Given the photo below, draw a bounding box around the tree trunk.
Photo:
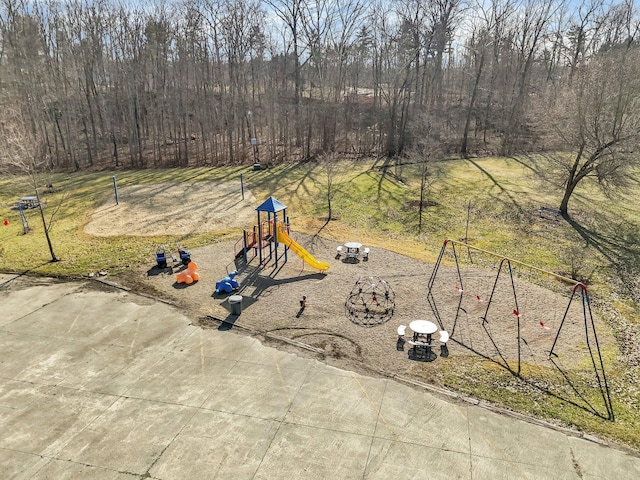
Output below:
[560,148,584,215]
[462,53,484,156]
[559,181,577,216]
[36,190,58,262]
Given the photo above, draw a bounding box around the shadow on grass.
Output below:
[566,213,640,302]
[446,337,614,420]
[509,155,541,176]
[566,215,640,263]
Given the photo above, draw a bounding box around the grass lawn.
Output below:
[1,155,639,449]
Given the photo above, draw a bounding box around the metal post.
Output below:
[465,199,471,242]
[240,173,244,200]
[18,203,28,234]
[284,214,289,263]
[112,176,119,205]
[273,212,278,268]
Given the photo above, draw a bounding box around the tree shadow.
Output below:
[444,336,613,420]
[514,154,546,177]
[566,214,640,301]
[566,215,640,268]
[212,257,327,317]
[463,158,527,210]
[0,263,52,289]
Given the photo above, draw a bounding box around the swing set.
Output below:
[427,239,614,420]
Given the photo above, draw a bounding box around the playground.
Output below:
[2,159,637,447]
[107,183,618,423]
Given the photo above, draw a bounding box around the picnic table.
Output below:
[344,242,362,259]
[336,242,370,261]
[18,196,40,209]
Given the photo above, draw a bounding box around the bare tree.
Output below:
[1,0,639,171]
[564,0,606,81]
[461,0,515,156]
[549,46,640,215]
[265,0,307,148]
[500,0,557,155]
[0,106,61,262]
[316,151,341,235]
[409,110,442,232]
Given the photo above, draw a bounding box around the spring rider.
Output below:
[177,244,191,265]
[215,270,239,294]
[156,245,168,268]
[176,261,200,285]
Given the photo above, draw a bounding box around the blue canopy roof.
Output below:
[256,196,287,213]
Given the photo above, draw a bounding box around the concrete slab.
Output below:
[202,361,309,420]
[0,379,52,410]
[365,438,472,479]
[29,459,139,479]
[0,331,74,382]
[149,409,280,480]
[470,455,580,480]
[568,436,640,479]
[56,397,195,475]
[375,380,471,454]
[0,278,80,327]
[284,369,386,436]
[468,404,575,467]
[0,386,116,456]
[253,423,371,479]
[0,448,49,480]
[1,278,640,480]
[56,346,163,396]
[160,324,258,361]
[238,339,317,371]
[122,351,236,406]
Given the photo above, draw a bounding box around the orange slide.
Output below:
[276,225,330,271]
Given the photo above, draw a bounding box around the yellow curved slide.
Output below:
[276,226,330,271]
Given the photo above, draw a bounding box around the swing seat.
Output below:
[439,330,449,344]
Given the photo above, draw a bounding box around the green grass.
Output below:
[1,155,640,449]
[0,167,253,275]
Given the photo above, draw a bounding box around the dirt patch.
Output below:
[84,182,257,236]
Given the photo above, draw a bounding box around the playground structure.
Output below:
[345,276,396,327]
[215,270,240,294]
[176,261,199,284]
[427,239,614,420]
[235,196,329,271]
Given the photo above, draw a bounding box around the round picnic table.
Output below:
[409,320,438,342]
[344,242,362,251]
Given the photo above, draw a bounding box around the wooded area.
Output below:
[1,0,639,186]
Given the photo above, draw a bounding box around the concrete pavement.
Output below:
[1,274,639,479]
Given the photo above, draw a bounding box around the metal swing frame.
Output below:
[427,239,614,420]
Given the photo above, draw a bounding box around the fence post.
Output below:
[465,199,471,243]
[112,176,119,205]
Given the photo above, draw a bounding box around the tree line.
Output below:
[1,0,639,206]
